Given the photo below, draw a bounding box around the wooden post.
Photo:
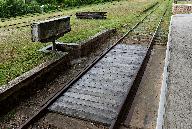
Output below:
[52,40,56,51]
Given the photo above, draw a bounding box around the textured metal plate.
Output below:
[49,44,148,125]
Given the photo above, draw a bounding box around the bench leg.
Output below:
[52,40,57,51]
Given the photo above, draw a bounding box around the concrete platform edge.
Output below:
[155,16,173,129]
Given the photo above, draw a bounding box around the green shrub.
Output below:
[41,4,58,12]
[59,0,114,7]
[0,0,117,18]
[36,0,57,5]
[0,0,24,17]
[0,0,41,18]
[24,1,41,14]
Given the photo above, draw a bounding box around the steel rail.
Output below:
[18,4,160,129]
[109,6,168,129]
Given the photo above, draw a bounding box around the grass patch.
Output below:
[159,0,173,43]
[0,0,160,86]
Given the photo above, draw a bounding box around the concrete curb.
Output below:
[80,29,116,57]
[156,16,173,129]
[0,52,69,102]
[0,29,116,113]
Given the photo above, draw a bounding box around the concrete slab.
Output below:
[163,14,192,129]
[49,44,148,125]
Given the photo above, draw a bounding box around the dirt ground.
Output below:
[120,45,166,129]
[30,113,108,129]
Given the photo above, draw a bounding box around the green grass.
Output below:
[159,0,173,43]
[0,0,161,86]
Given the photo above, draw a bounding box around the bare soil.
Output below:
[30,113,107,129]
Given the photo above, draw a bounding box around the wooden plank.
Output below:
[76,12,107,19]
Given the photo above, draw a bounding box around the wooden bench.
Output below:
[31,16,71,51]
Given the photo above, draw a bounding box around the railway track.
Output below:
[110,3,168,129]
[0,2,158,32]
[12,3,168,129]
[154,0,172,46]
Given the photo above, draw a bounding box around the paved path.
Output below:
[164,14,192,129]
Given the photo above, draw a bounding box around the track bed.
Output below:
[49,44,148,125]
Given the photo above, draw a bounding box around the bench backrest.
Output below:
[32,16,71,43]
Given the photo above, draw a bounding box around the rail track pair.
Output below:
[12,3,168,129]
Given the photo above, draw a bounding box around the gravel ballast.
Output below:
[164,14,192,129]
